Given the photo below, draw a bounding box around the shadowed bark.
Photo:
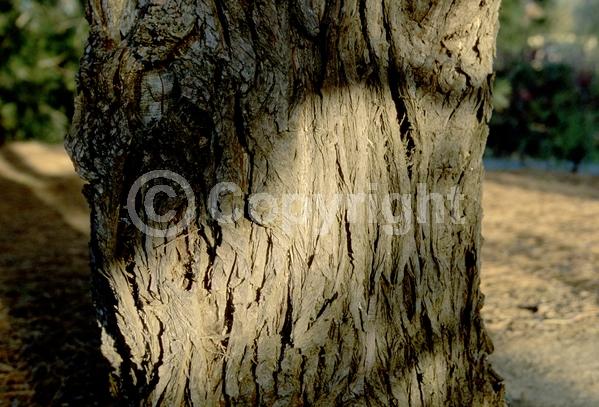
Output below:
[67,0,504,405]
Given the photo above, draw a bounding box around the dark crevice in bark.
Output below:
[402,343,416,405]
[251,338,260,406]
[456,66,473,89]
[306,253,315,269]
[280,288,294,350]
[476,87,486,123]
[335,145,346,185]
[416,366,425,406]
[144,320,165,400]
[462,247,478,397]
[388,73,412,147]
[343,210,356,271]
[183,234,196,291]
[124,262,151,339]
[221,252,238,404]
[358,0,378,84]
[420,310,435,351]
[233,91,255,197]
[183,260,195,291]
[368,226,381,295]
[222,284,236,405]
[305,233,319,272]
[388,265,398,287]
[198,224,219,293]
[402,263,416,321]
[155,383,167,407]
[223,277,236,346]
[213,0,231,49]
[111,48,126,99]
[241,1,261,89]
[381,0,415,179]
[184,356,193,405]
[202,261,214,294]
[429,227,443,279]
[255,232,272,303]
[274,269,294,395]
[315,292,338,320]
[446,361,455,404]
[314,346,326,396]
[315,2,336,96]
[125,261,144,310]
[462,248,477,347]
[299,353,309,405]
[384,341,396,406]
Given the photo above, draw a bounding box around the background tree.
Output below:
[67,0,504,405]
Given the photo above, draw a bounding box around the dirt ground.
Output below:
[482,171,599,407]
[0,142,597,406]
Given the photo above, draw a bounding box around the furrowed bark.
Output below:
[67,0,504,405]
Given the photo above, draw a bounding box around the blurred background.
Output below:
[0,0,597,406]
[489,0,599,173]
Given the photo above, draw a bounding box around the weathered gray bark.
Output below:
[67,0,504,405]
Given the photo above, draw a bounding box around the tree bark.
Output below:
[67,0,504,405]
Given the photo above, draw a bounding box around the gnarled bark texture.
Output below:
[67,0,504,405]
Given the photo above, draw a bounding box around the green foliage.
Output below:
[496,0,551,65]
[551,100,598,169]
[489,62,599,168]
[573,0,599,38]
[490,0,599,168]
[0,0,86,143]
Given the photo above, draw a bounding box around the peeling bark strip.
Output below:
[67,0,504,405]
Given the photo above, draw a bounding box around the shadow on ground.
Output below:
[0,144,112,405]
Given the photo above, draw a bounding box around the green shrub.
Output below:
[489,62,599,169]
[0,0,86,143]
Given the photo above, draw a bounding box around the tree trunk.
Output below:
[67,0,504,405]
